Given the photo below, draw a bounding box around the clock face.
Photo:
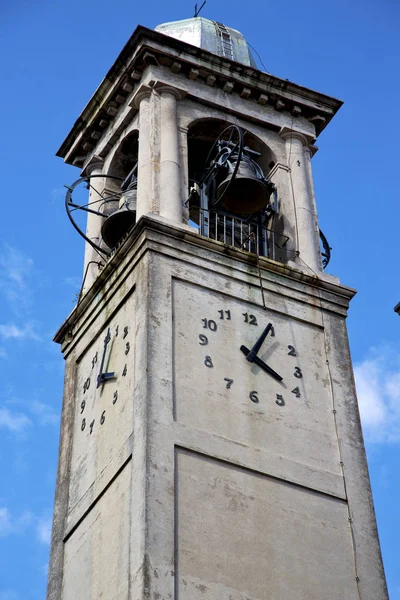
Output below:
[173,281,339,475]
[77,322,131,436]
[68,300,135,510]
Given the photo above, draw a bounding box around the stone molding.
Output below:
[54,216,355,347]
[131,84,153,108]
[56,26,342,168]
[267,162,290,179]
[155,84,185,101]
[279,127,312,146]
[80,155,104,177]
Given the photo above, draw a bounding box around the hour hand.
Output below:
[97,371,115,386]
[240,345,283,382]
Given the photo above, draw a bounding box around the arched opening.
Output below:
[186,119,286,259]
[97,130,139,248]
[187,118,276,192]
[108,130,139,181]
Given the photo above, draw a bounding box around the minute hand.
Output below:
[240,345,283,382]
[246,323,273,363]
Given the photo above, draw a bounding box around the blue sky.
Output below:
[0,0,399,597]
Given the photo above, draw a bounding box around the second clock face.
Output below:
[173,281,339,475]
[69,297,135,510]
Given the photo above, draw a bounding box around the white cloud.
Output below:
[29,400,59,427]
[0,590,19,600]
[0,408,31,433]
[0,507,12,536]
[0,506,52,548]
[36,516,52,545]
[50,187,65,204]
[42,561,49,578]
[0,507,34,537]
[0,322,40,341]
[64,275,81,289]
[0,244,34,314]
[354,345,400,443]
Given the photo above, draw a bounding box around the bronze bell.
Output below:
[216,153,271,215]
[101,188,137,248]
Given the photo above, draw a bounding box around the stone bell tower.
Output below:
[48,16,388,600]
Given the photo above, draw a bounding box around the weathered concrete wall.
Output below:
[48,219,388,600]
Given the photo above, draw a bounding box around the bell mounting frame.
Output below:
[319,228,332,269]
[202,124,244,207]
[65,173,124,255]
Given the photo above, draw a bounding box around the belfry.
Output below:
[47,15,388,600]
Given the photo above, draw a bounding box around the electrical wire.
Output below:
[67,260,104,339]
[247,42,269,73]
[295,254,363,599]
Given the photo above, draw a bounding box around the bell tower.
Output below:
[48,16,388,600]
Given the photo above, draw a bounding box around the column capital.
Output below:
[279,127,314,146]
[81,155,104,177]
[155,84,185,101]
[130,84,153,109]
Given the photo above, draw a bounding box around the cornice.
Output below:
[54,216,356,347]
[56,25,343,169]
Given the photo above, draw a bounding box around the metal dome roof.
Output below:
[155,17,257,68]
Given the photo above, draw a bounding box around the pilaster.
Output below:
[81,156,105,290]
[158,86,184,223]
[280,128,322,273]
[134,86,160,219]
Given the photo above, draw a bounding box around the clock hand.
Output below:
[97,328,114,387]
[240,345,283,382]
[246,323,273,363]
[98,371,116,382]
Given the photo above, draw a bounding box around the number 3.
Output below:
[294,367,302,379]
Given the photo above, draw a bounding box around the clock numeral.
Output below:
[201,319,217,332]
[292,386,301,398]
[80,400,86,414]
[100,410,106,425]
[115,325,119,337]
[123,326,128,339]
[224,378,234,389]
[105,329,111,344]
[294,367,303,379]
[198,334,208,345]
[113,390,118,404]
[125,342,130,355]
[249,390,259,403]
[275,394,285,407]
[204,356,214,368]
[122,364,127,377]
[89,419,95,434]
[218,309,231,320]
[242,313,258,326]
[270,325,275,337]
[91,352,98,368]
[81,418,86,431]
[83,377,90,394]
[288,345,297,357]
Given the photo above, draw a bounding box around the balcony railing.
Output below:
[195,208,289,261]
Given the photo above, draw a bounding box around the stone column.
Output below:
[135,90,154,220]
[280,131,321,272]
[82,158,105,290]
[159,87,182,223]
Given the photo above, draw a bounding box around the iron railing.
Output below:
[197,208,289,261]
